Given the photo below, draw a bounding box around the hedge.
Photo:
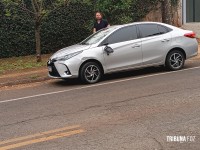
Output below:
[0,0,161,58]
[0,2,93,58]
[41,3,94,54]
[0,3,35,58]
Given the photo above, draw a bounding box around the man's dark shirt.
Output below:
[94,19,108,32]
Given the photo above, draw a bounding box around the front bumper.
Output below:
[47,60,74,78]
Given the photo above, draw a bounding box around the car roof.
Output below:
[110,21,177,30]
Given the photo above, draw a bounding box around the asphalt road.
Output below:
[0,59,200,150]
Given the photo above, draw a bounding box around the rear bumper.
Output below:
[187,51,198,59]
[184,38,199,59]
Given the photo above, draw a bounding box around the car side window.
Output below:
[107,26,138,45]
[139,24,160,38]
[158,25,169,34]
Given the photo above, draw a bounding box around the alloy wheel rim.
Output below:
[85,65,100,83]
[169,53,183,69]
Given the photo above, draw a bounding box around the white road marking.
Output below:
[0,66,200,104]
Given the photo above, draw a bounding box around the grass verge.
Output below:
[0,54,51,74]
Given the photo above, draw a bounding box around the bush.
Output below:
[41,3,93,53]
[0,2,93,58]
[0,0,161,58]
[0,3,35,58]
[131,0,161,21]
[95,0,160,25]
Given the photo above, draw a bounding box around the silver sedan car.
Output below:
[47,22,198,84]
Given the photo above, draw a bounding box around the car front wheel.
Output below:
[80,62,102,84]
[166,50,185,71]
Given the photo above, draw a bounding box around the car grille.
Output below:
[47,60,60,77]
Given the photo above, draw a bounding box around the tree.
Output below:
[161,0,172,24]
[94,0,161,25]
[2,0,69,62]
[94,0,133,25]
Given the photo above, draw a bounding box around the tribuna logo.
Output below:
[167,136,196,143]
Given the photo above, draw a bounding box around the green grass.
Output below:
[0,54,51,74]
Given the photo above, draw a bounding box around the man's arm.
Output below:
[93,22,97,33]
[93,28,96,33]
[105,20,110,27]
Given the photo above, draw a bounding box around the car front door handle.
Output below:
[132,44,141,48]
[161,39,170,42]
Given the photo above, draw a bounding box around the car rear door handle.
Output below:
[161,39,170,42]
[132,44,141,48]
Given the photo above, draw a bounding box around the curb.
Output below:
[0,70,47,79]
[0,76,51,88]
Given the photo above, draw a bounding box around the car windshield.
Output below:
[80,27,118,45]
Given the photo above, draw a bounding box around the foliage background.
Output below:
[0,0,161,58]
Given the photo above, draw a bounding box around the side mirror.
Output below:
[104,45,114,55]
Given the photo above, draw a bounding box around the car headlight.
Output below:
[57,51,83,61]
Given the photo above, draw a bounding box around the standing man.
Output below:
[93,12,109,33]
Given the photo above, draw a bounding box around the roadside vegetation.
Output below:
[0,0,177,62]
[0,54,51,75]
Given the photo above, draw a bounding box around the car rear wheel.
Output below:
[80,62,102,84]
[166,50,185,71]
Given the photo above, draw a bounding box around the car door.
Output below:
[102,25,143,72]
[138,24,172,65]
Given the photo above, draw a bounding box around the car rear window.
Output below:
[138,24,172,38]
[158,25,169,34]
[138,24,160,38]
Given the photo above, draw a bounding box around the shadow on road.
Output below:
[50,61,196,87]
[104,66,166,80]
[51,66,168,87]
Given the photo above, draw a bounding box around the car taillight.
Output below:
[184,32,196,38]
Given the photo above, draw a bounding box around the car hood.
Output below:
[50,44,91,60]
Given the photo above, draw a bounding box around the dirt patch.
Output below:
[0,64,50,88]
[0,54,52,88]
[195,45,200,59]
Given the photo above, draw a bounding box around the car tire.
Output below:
[165,50,185,71]
[80,62,102,84]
